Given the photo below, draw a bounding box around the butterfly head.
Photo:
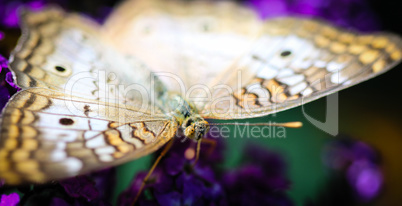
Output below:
[183,115,210,140]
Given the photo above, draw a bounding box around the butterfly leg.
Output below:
[191,138,217,167]
[191,139,202,167]
[132,139,175,206]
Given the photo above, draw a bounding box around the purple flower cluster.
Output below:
[246,0,380,31]
[222,146,292,206]
[118,135,227,206]
[119,135,292,206]
[0,0,47,28]
[0,0,116,29]
[323,137,383,202]
[0,168,115,206]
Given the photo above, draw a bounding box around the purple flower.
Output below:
[0,55,8,71]
[246,0,379,31]
[0,0,119,28]
[89,168,116,201]
[347,160,383,201]
[5,72,20,91]
[118,136,227,206]
[0,0,118,28]
[13,169,115,205]
[0,0,46,28]
[222,144,292,206]
[322,137,383,202]
[120,136,293,206]
[248,0,291,18]
[55,168,115,205]
[60,176,100,201]
[0,55,20,111]
[0,193,20,206]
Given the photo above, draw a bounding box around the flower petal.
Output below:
[0,193,20,206]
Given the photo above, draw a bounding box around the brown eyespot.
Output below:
[280,50,292,57]
[55,66,66,72]
[59,118,74,125]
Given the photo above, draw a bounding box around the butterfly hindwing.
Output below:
[0,88,177,184]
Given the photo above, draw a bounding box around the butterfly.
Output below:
[0,0,401,185]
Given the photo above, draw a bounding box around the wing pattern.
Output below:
[0,88,177,184]
[0,8,177,184]
[201,18,402,119]
[103,0,402,119]
[10,7,167,105]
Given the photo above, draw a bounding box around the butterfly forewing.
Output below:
[10,7,168,106]
[103,0,260,92]
[200,18,402,119]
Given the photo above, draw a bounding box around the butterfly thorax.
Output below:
[163,92,209,140]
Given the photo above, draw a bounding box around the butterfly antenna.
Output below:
[209,121,303,128]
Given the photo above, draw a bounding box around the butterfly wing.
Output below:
[103,0,402,119]
[10,7,168,105]
[0,8,177,184]
[103,0,260,92]
[200,18,402,119]
[0,88,177,184]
